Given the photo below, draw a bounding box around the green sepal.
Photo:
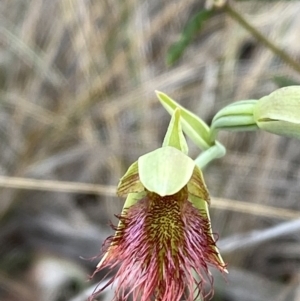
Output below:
[122,191,146,210]
[138,146,195,196]
[156,91,211,150]
[189,193,208,213]
[189,194,227,271]
[117,161,144,197]
[118,191,146,225]
[187,166,210,204]
[253,86,300,139]
[162,108,188,154]
[97,191,146,268]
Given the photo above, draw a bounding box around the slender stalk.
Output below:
[195,141,226,169]
[224,1,300,74]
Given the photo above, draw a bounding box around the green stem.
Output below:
[195,141,226,169]
[224,2,300,74]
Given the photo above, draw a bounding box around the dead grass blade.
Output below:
[0,175,298,220]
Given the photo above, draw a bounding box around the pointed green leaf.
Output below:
[162,108,188,154]
[166,9,214,65]
[156,91,211,150]
[117,161,144,196]
[138,146,195,196]
[272,75,300,88]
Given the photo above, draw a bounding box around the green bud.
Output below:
[253,86,300,139]
[210,99,258,136]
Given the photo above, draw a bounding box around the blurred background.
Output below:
[1,0,300,300]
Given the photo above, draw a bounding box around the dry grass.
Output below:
[0,1,300,301]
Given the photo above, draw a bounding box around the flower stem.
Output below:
[195,141,226,169]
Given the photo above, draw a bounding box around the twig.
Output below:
[0,175,299,220]
[219,218,300,254]
[0,175,116,196]
[212,197,300,220]
[224,1,300,74]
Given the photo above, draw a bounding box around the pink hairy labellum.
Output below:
[90,107,227,301]
[89,186,227,301]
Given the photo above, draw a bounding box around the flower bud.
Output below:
[210,99,259,134]
[253,86,300,139]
